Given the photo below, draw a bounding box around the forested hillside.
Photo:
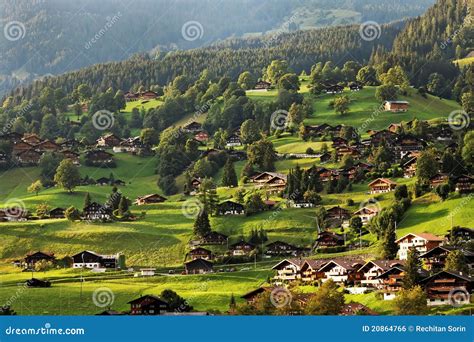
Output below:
[0,0,435,94]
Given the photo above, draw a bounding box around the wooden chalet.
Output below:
[186,247,213,261]
[323,84,344,94]
[124,91,139,102]
[357,260,404,287]
[300,259,327,282]
[24,251,55,269]
[134,193,167,205]
[319,152,331,163]
[225,133,242,147]
[184,258,213,274]
[445,227,474,242]
[420,246,474,271]
[200,231,228,245]
[97,133,122,147]
[420,271,473,306]
[340,302,377,316]
[216,200,245,215]
[402,157,417,178]
[190,177,202,191]
[429,173,449,189]
[353,206,378,225]
[229,241,255,256]
[22,133,42,145]
[272,258,304,283]
[453,174,473,193]
[141,90,159,100]
[82,202,112,221]
[59,139,81,150]
[265,241,306,257]
[84,150,114,166]
[114,137,144,153]
[393,134,425,160]
[348,82,363,91]
[49,207,65,219]
[368,130,398,147]
[326,206,351,221]
[395,233,443,260]
[254,80,271,90]
[36,140,60,153]
[241,287,273,303]
[319,259,364,284]
[383,101,409,112]
[12,141,33,156]
[60,150,80,165]
[315,231,344,247]
[253,172,287,194]
[182,121,202,133]
[368,178,397,194]
[332,137,348,148]
[16,149,41,165]
[128,295,169,315]
[376,266,406,300]
[71,250,122,269]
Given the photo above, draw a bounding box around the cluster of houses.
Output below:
[268,229,473,306]
[124,90,160,102]
[181,121,243,148]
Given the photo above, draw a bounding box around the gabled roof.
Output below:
[127,294,168,305]
[353,206,379,215]
[357,260,405,273]
[419,270,473,284]
[419,245,474,258]
[319,258,364,272]
[368,178,397,186]
[184,258,213,268]
[395,232,443,243]
[301,259,328,270]
[241,286,273,300]
[271,258,304,270]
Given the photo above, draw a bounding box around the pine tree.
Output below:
[222,159,238,187]
[193,209,211,237]
[118,196,129,216]
[229,293,236,314]
[83,192,91,209]
[379,219,398,259]
[403,248,422,289]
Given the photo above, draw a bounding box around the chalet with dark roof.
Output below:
[340,302,377,315]
[323,84,344,94]
[402,156,417,178]
[254,80,271,90]
[84,150,114,166]
[348,82,363,91]
[225,133,242,147]
[357,260,405,287]
[134,194,167,205]
[60,150,80,165]
[229,241,255,256]
[49,207,65,219]
[393,134,425,160]
[353,206,379,225]
[24,251,55,269]
[97,133,122,147]
[241,287,273,303]
[217,200,245,215]
[36,140,60,153]
[453,174,473,193]
[184,258,213,274]
[326,206,351,221]
[265,241,306,257]
[128,295,169,315]
[420,246,474,271]
[429,173,449,189]
[420,271,473,306]
[445,227,474,242]
[82,202,112,221]
[200,231,228,245]
[22,133,42,145]
[12,141,33,156]
[16,149,42,165]
[182,121,202,133]
[315,231,344,247]
[71,250,122,269]
[186,247,213,261]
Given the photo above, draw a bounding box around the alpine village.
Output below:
[0,0,473,317]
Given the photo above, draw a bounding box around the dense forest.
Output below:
[0,0,435,93]
[6,23,401,103]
